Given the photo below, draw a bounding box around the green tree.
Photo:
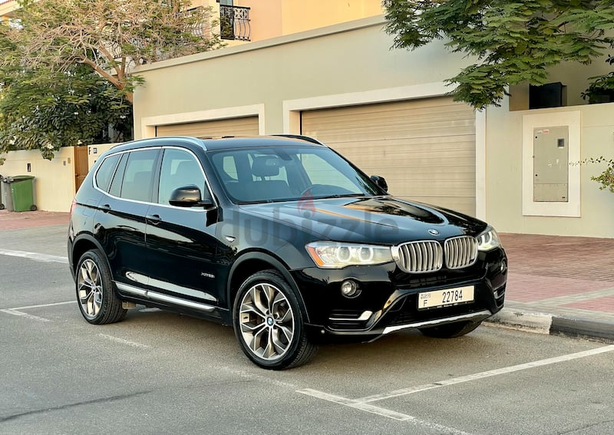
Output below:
[3,0,220,104]
[0,0,221,159]
[383,0,614,109]
[0,65,132,160]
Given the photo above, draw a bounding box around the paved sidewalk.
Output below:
[0,209,70,230]
[493,233,614,341]
[1,210,613,341]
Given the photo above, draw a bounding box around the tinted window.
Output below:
[109,153,128,197]
[158,149,206,205]
[300,153,360,192]
[119,150,158,202]
[94,154,121,192]
[210,146,380,203]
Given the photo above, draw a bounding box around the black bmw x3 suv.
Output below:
[68,135,507,369]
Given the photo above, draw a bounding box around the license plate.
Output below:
[418,286,474,310]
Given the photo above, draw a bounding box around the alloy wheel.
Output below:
[239,282,295,361]
[77,258,103,319]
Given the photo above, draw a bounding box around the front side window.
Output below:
[209,146,380,203]
[158,149,207,205]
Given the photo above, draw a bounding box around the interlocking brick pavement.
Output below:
[500,233,614,283]
[500,233,614,333]
[0,210,69,230]
[562,296,614,313]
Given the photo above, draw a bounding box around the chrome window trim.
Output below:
[92,146,218,212]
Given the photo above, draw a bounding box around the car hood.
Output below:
[241,196,487,245]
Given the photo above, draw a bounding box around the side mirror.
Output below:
[370,175,388,193]
[169,185,214,208]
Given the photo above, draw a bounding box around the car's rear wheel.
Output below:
[419,320,482,338]
[233,270,317,369]
[76,249,127,325]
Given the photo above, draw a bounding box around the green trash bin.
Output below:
[10,175,37,212]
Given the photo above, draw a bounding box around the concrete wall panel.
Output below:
[486,101,614,238]
[0,147,77,212]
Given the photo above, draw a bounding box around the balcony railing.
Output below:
[220,4,250,41]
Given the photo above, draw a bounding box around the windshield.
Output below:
[209,145,382,203]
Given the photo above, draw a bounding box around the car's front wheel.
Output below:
[233,270,317,369]
[419,320,482,339]
[76,249,127,325]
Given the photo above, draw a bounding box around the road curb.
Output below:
[485,308,614,342]
[486,308,552,334]
[550,316,614,342]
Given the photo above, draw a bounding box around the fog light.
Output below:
[500,259,508,274]
[341,280,359,298]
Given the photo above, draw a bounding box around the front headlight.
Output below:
[306,242,393,268]
[477,227,502,251]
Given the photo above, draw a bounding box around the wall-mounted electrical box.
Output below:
[533,126,569,202]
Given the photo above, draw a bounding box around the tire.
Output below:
[419,320,482,339]
[75,249,127,325]
[30,205,37,211]
[233,270,317,370]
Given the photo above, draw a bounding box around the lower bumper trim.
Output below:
[382,310,493,335]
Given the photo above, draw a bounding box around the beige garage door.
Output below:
[301,97,476,216]
[156,116,259,137]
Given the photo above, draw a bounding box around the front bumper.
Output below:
[293,247,507,341]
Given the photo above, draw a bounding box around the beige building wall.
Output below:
[0,0,18,19]
[237,0,382,42]
[240,0,282,42]
[279,0,383,35]
[87,143,117,170]
[0,147,77,212]
[486,100,614,238]
[510,58,614,110]
[133,16,475,137]
[132,15,614,238]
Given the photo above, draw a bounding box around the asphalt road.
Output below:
[1,225,613,435]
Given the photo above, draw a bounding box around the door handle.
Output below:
[146,214,162,224]
[100,204,111,212]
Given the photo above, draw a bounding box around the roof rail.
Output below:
[271,134,324,145]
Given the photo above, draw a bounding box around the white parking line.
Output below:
[356,344,614,403]
[0,309,51,322]
[8,301,75,311]
[0,248,68,264]
[299,345,614,432]
[299,388,475,434]
[97,333,151,350]
[0,301,75,323]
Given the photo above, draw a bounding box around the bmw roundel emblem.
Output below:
[428,229,440,236]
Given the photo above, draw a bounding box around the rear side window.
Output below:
[94,154,121,192]
[118,150,158,202]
